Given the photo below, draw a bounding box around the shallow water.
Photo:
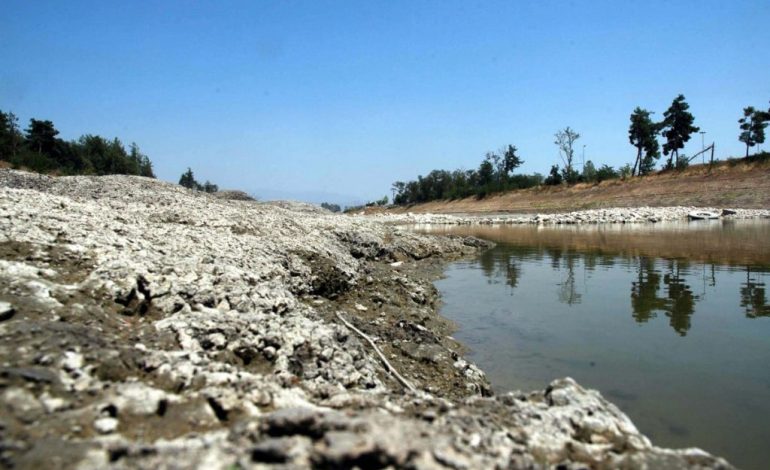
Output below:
[420,220,770,470]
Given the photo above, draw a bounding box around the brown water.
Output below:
[420,219,770,469]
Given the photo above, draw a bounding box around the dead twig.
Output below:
[335,311,416,393]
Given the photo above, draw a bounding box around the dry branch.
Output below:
[335,311,417,393]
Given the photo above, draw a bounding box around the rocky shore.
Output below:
[370,206,770,226]
[0,170,732,469]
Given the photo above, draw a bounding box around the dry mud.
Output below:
[0,170,731,469]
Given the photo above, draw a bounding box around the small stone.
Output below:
[62,351,84,372]
[0,301,15,321]
[354,303,368,312]
[111,383,168,415]
[94,417,119,434]
[321,431,377,464]
[203,332,227,350]
[3,388,44,423]
[262,346,277,360]
[40,393,68,413]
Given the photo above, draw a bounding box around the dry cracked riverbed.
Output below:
[0,170,732,469]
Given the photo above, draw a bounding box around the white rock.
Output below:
[94,417,119,434]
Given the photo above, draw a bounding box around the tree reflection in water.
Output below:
[478,248,523,291]
[631,257,666,324]
[741,268,770,318]
[556,252,582,305]
[476,246,770,335]
[661,260,697,335]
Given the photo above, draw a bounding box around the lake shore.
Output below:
[367,205,770,226]
[0,169,732,468]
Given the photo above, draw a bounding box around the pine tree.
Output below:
[739,106,768,157]
[628,107,661,175]
[661,95,699,169]
[179,168,197,189]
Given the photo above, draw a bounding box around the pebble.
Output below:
[0,301,15,321]
[94,417,119,434]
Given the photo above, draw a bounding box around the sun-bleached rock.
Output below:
[0,169,732,468]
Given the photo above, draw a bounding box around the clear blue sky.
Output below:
[2,1,769,203]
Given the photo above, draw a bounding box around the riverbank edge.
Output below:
[0,170,733,468]
[367,206,770,226]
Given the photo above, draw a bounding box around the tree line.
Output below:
[0,109,155,177]
[391,145,540,204]
[392,95,770,205]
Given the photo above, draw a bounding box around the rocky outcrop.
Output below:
[0,170,731,468]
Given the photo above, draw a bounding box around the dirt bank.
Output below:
[381,160,770,214]
[0,170,731,468]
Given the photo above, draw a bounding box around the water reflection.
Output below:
[741,268,770,318]
[474,245,770,335]
[419,221,770,335]
[556,253,581,305]
[425,220,770,469]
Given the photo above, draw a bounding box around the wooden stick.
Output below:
[335,311,417,393]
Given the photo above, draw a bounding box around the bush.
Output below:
[619,164,633,180]
[321,202,341,212]
[595,164,619,182]
[744,151,770,163]
[582,160,597,183]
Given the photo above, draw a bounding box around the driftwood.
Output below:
[335,311,417,392]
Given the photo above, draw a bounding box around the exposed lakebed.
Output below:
[420,220,770,470]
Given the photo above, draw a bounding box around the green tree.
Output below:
[0,110,21,161]
[544,164,562,185]
[179,168,198,189]
[582,160,597,183]
[25,119,59,157]
[661,95,699,170]
[129,143,155,178]
[628,107,661,175]
[595,164,618,182]
[554,127,580,183]
[738,106,768,158]
[477,158,495,188]
[202,181,219,193]
[502,144,524,175]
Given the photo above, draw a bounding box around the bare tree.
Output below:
[554,127,580,183]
